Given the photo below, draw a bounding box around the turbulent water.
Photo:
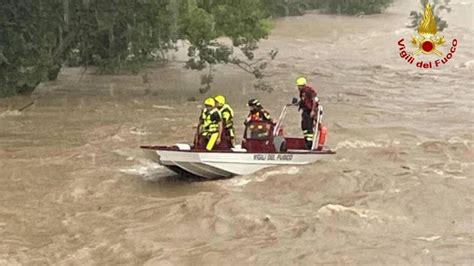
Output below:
[1,0,473,264]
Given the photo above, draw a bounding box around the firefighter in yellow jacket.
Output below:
[198,98,223,151]
[214,95,235,147]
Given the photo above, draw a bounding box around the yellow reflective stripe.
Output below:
[229,128,235,138]
[202,108,220,134]
[223,104,234,118]
[218,104,233,129]
[206,133,219,151]
[223,112,231,120]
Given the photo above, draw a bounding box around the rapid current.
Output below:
[1,0,473,264]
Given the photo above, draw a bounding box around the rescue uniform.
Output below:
[217,103,235,145]
[299,85,318,149]
[246,108,272,123]
[200,107,222,151]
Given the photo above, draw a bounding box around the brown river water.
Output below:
[1,0,473,265]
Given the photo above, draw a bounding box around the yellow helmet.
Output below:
[204,97,215,107]
[215,95,225,106]
[296,77,307,86]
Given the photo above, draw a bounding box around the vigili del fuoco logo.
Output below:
[397,3,458,69]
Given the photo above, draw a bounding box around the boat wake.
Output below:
[120,162,172,182]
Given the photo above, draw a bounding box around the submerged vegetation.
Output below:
[0,0,274,97]
[0,0,394,97]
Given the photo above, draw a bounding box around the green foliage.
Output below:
[0,0,63,97]
[68,0,178,71]
[261,0,308,16]
[263,0,393,16]
[1,0,274,97]
[314,0,394,15]
[180,0,275,93]
[408,0,451,32]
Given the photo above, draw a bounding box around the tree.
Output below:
[263,0,394,16]
[0,0,274,97]
[0,0,64,97]
[180,0,276,93]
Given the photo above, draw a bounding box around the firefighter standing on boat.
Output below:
[198,98,223,151]
[296,77,319,150]
[214,95,235,147]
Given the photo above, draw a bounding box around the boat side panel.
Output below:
[204,162,272,176]
[199,153,324,165]
[157,150,202,162]
[200,153,326,176]
[173,162,233,179]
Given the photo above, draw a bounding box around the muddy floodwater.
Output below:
[1,0,473,264]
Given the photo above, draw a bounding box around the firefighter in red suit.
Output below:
[296,77,319,150]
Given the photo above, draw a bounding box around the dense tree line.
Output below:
[0,0,394,97]
[264,0,394,16]
[0,0,273,97]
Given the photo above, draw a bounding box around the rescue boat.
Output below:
[141,103,335,179]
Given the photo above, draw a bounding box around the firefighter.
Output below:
[214,95,235,147]
[296,77,319,150]
[198,98,223,151]
[245,98,272,124]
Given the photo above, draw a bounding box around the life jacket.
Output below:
[299,85,318,111]
[200,108,221,134]
[248,108,271,122]
[218,104,234,129]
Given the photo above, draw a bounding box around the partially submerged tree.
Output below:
[181,0,276,93]
[0,0,275,97]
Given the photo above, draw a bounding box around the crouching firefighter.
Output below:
[296,77,319,150]
[215,95,235,147]
[197,98,223,151]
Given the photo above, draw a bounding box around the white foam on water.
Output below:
[416,236,441,242]
[0,110,22,118]
[447,136,472,145]
[449,176,468,180]
[111,135,125,142]
[223,167,300,190]
[459,60,474,69]
[112,149,131,157]
[0,258,21,266]
[223,177,253,189]
[316,204,409,224]
[120,162,167,181]
[152,105,175,110]
[335,140,387,150]
[71,188,87,200]
[317,204,374,219]
[256,167,300,182]
[129,127,149,136]
[434,169,444,176]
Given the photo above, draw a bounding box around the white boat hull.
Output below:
[142,147,333,179]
